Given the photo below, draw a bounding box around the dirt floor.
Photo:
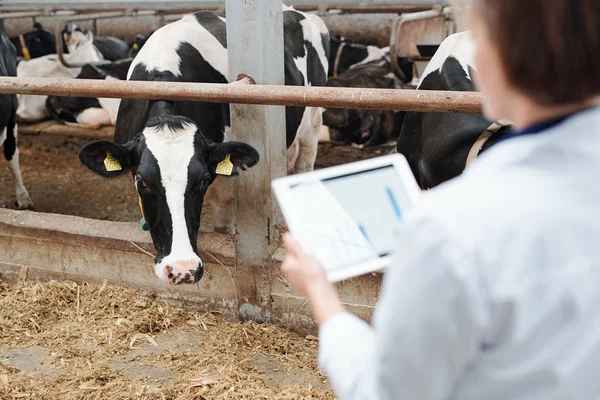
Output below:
[0,133,394,229]
[0,279,335,399]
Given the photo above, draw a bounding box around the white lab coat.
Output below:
[318,107,600,400]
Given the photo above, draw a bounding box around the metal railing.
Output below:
[0,76,483,114]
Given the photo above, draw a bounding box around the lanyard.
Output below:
[499,107,598,143]
[499,115,570,143]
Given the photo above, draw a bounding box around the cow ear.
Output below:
[85,31,94,42]
[208,141,259,176]
[78,140,134,178]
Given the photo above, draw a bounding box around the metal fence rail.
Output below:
[0,76,483,113]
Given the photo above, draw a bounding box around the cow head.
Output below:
[128,33,150,58]
[78,115,259,284]
[17,23,56,59]
[323,107,390,146]
[61,23,94,53]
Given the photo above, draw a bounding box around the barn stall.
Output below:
[0,1,477,397]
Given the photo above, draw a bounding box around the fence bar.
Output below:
[53,10,130,22]
[0,77,484,113]
[0,11,46,19]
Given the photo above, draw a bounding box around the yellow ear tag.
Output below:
[137,195,146,219]
[22,47,31,60]
[104,151,122,172]
[132,43,139,50]
[215,154,234,176]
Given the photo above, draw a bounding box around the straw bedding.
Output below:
[0,279,335,399]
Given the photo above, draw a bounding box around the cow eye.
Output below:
[200,174,211,187]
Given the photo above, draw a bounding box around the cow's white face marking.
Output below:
[143,122,203,281]
[418,31,474,89]
[129,14,227,80]
[66,30,94,53]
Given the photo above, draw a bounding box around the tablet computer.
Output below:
[272,153,421,282]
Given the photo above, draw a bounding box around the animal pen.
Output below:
[0,0,478,335]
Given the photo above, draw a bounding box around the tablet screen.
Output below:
[288,165,411,271]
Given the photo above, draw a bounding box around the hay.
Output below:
[0,279,335,400]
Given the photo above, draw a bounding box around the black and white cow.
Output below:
[396,31,514,189]
[78,8,330,285]
[323,61,406,147]
[16,28,105,123]
[128,33,150,59]
[62,23,130,62]
[9,23,55,60]
[0,32,33,209]
[328,35,387,78]
[46,60,131,128]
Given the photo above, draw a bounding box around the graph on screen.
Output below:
[290,166,409,271]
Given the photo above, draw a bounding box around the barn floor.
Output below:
[0,279,335,399]
[0,133,392,227]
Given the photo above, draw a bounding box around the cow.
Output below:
[0,32,33,210]
[61,23,130,62]
[9,23,55,60]
[16,28,104,123]
[322,61,406,148]
[128,33,150,59]
[328,35,387,78]
[46,60,131,128]
[77,7,330,285]
[396,31,514,189]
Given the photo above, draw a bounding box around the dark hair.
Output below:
[474,0,600,105]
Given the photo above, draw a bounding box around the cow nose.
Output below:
[165,260,203,285]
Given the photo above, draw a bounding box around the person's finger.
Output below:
[282,232,295,245]
[282,233,304,257]
[281,253,299,270]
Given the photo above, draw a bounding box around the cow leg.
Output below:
[286,140,300,175]
[2,123,33,210]
[291,107,321,174]
[205,176,235,234]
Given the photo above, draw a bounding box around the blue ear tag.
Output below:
[138,195,149,231]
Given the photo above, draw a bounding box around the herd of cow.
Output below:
[0,6,513,285]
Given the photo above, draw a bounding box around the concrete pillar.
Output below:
[225,0,286,321]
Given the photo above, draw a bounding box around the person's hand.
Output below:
[281,233,346,325]
[281,233,328,298]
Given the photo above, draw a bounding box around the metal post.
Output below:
[226,0,286,322]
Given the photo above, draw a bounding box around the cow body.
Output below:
[92,37,130,62]
[323,61,406,147]
[9,23,55,60]
[10,23,133,63]
[61,23,130,62]
[46,60,131,128]
[0,33,33,210]
[78,8,329,285]
[16,30,104,122]
[329,35,387,77]
[396,31,513,189]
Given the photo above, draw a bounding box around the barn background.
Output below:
[0,1,480,397]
